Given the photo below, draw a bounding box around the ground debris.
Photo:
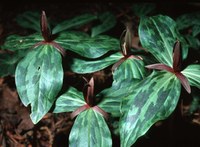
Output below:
[0,78,73,146]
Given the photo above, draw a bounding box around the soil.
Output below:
[0,1,200,147]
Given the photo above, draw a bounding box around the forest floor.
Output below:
[0,1,200,147]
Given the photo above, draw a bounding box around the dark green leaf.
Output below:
[1,33,43,51]
[97,78,140,117]
[69,109,112,147]
[53,87,86,113]
[139,54,158,65]
[56,31,120,58]
[189,87,200,114]
[132,3,156,17]
[91,12,116,37]
[120,71,181,147]
[52,13,97,34]
[113,57,146,82]
[15,11,41,32]
[184,35,200,49]
[0,50,28,77]
[192,25,200,37]
[15,44,63,124]
[182,64,200,89]
[70,52,122,73]
[139,15,188,66]
[176,12,200,30]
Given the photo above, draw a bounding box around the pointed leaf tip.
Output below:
[176,72,191,93]
[40,10,51,41]
[173,41,182,72]
[145,63,174,73]
[83,77,94,106]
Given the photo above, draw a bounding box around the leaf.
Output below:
[113,57,146,82]
[132,3,156,17]
[40,11,51,41]
[192,25,200,37]
[184,35,200,49]
[138,53,158,65]
[0,50,28,77]
[1,33,43,51]
[84,77,94,106]
[91,12,116,37]
[120,71,181,147]
[182,64,200,89]
[69,109,112,147]
[15,44,63,124]
[70,52,122,73]
[53,87,86,113]
[173,41,182,72]
[55,31,120,58]
[176,12,200,30]
[52,13,97,34]
[15,11,41,32]
[189,87,200,114]
[139,15,188,66]
[97,78,140,117]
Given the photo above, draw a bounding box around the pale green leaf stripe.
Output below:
[120,71,181,147]
[182,64,200,89]
[1,33,43,51]
[52,13,97,34]
[69,109,112,147]
[55,31,120,59]
[71,52,123,73]
[53,87,86,113]
[15,44,63,124]
[91,12,116,37]
[16,11,40,32]
[139,15,188,66]
[98,78,140,117]
[113,58,146,83]
[0,50,28,77]
[176,12,200,30]
[139,15,174,66]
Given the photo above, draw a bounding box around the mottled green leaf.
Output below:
[192,25,200,37]
[184,35,200,49]
[1,33,43,51]
[120,71,181,147]
[53,87,86,113]
[113,57,146,83]
[0,50,28,77]
[140,54,158,65]
[91,12,116,37]
[70,52,122,73]
[139,15,188,66]
[15,44,63,124]
[52,13,97,34]
[97,78,140,117]
[69,109,112,147]
[182,64,200,89]
[176,12,200,30]
[189,87,200,114]
[15,11,41,32]
[56,31,120,58]
[132,3,156,17]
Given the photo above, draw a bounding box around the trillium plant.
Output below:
[0,6,200,147]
